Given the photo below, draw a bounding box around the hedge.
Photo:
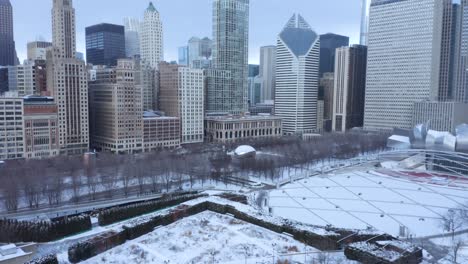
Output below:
[0,215,92,243]
[25,254,58,264]
[98,193,207,226]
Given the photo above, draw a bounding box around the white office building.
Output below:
[275,14,320,135]
[140,2,163,69]
[8,60,35,96]
[364,0,445,131]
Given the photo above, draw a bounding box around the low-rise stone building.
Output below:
[205,114,282,143]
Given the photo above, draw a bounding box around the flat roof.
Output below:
[205,115,282,122]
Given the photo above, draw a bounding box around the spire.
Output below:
[147,2,157,12]
[283,14,311,30]
[284,14,297,30]
[297,14,311,30]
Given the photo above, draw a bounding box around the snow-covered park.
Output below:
[269,169,468,238]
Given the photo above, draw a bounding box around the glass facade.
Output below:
[208,0,249,114]
[319,33,349,76]
[0,0,17,66]
[86,23,126,66]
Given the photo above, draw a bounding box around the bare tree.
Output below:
[441,209,465,241]
[3,172,20,212]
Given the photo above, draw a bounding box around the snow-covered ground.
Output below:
[269,169,468,238]
[81,211,355,264]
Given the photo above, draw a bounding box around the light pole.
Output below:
[271,243,277,264]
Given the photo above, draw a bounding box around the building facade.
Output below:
[332,45,368,132]
[453,0,468,103]
[208,0,249,114]
[205,115,282,143]
[47,0,89,155]
[0,96,24,160]
[27,41,52,61]
[178,46,189,66]
[360,0,371,45]
[259,46,276,103]
[413,101,468,133]
[89,59,143,154]
[23,95,59,159]
[85,23,125,66]
[188,37,212,68]
[319,33,349,77]
[364,0,444,131]
[0,67,7,93]
[320,72,335,123]
[159,62,204,144]
[124,17,141,58]
[0,0,17,66]
[275,14,320,135]
[143,112,181,151]
[140,2,163,69]
[8,61,36,96]
[136,58,157,111]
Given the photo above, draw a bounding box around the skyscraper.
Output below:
[360,0,371,46]
[141,2,163,69]
[275,14,320,135]
[332,45,367,132]
[85,23,126,66]
[319,33,349,76]
[47,0,89,155]
[0,0,18,66]
[364,0,445,131]
[207,0,249,114]
[124,17,141,58]
[259,46,276,103]
[454,0,468,103]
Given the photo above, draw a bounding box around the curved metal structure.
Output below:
[378,149,468,178]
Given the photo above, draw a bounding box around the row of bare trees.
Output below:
[0,131,389,213]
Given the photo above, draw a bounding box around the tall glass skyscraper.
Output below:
[360,0,371,46]
[207,0,249,114]
[85,23,126,66]
[124,17,141,58]
[319,33,349,76]
[0,0,18,66]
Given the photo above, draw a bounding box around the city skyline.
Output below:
[10,0,361,64]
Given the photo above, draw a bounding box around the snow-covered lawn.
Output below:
[269,169,468,238]
[82,211,354,264]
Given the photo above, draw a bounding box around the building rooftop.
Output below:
[23,95,55,104]
[205,114,282,122]
[280,14,318,57]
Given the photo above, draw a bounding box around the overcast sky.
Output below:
[11,0,362,64]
